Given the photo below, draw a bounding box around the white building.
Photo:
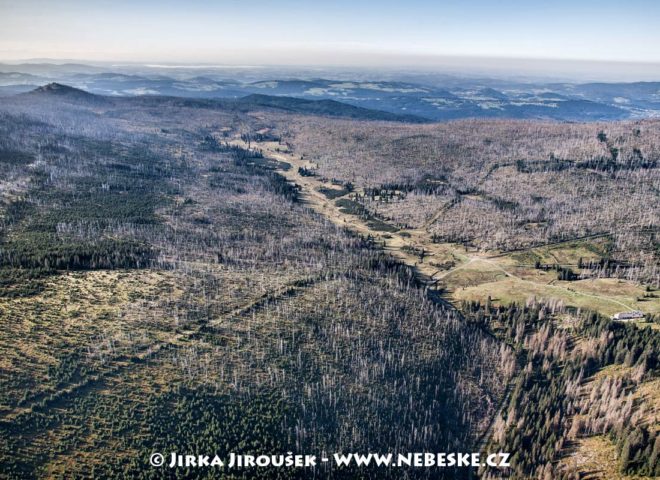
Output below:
[611,310,645,321]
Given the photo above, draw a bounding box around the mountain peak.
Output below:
[25,82,109,105]
[32,82,91,96]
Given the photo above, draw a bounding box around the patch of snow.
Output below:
[173,82,220,92]
[123,87,159,95]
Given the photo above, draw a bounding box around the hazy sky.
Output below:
[1,0,658,67]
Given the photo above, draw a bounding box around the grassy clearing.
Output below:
[0,269,186,413]
[562,436,643,480]
[441,247,660,318]
[510,237,610,266]
[450,274,660,317]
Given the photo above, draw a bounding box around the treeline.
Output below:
[201,135,264,160]
[515,154,657,173]
[533,263,579,281]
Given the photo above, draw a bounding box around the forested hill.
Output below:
[231,94,427,122]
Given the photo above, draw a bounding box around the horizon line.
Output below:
[3,54,660,67]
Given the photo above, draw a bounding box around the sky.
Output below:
[0,0,659,72]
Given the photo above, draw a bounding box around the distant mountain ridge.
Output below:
[2,64,658,121]
[18,83,426,122]
[233,94,426,122]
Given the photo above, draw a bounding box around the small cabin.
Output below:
[611,310,645,321]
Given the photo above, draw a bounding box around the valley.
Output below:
[238,137,660,320]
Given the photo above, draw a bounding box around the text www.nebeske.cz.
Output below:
[151,452,511,469]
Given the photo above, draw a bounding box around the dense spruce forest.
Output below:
[0,87,658,479]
